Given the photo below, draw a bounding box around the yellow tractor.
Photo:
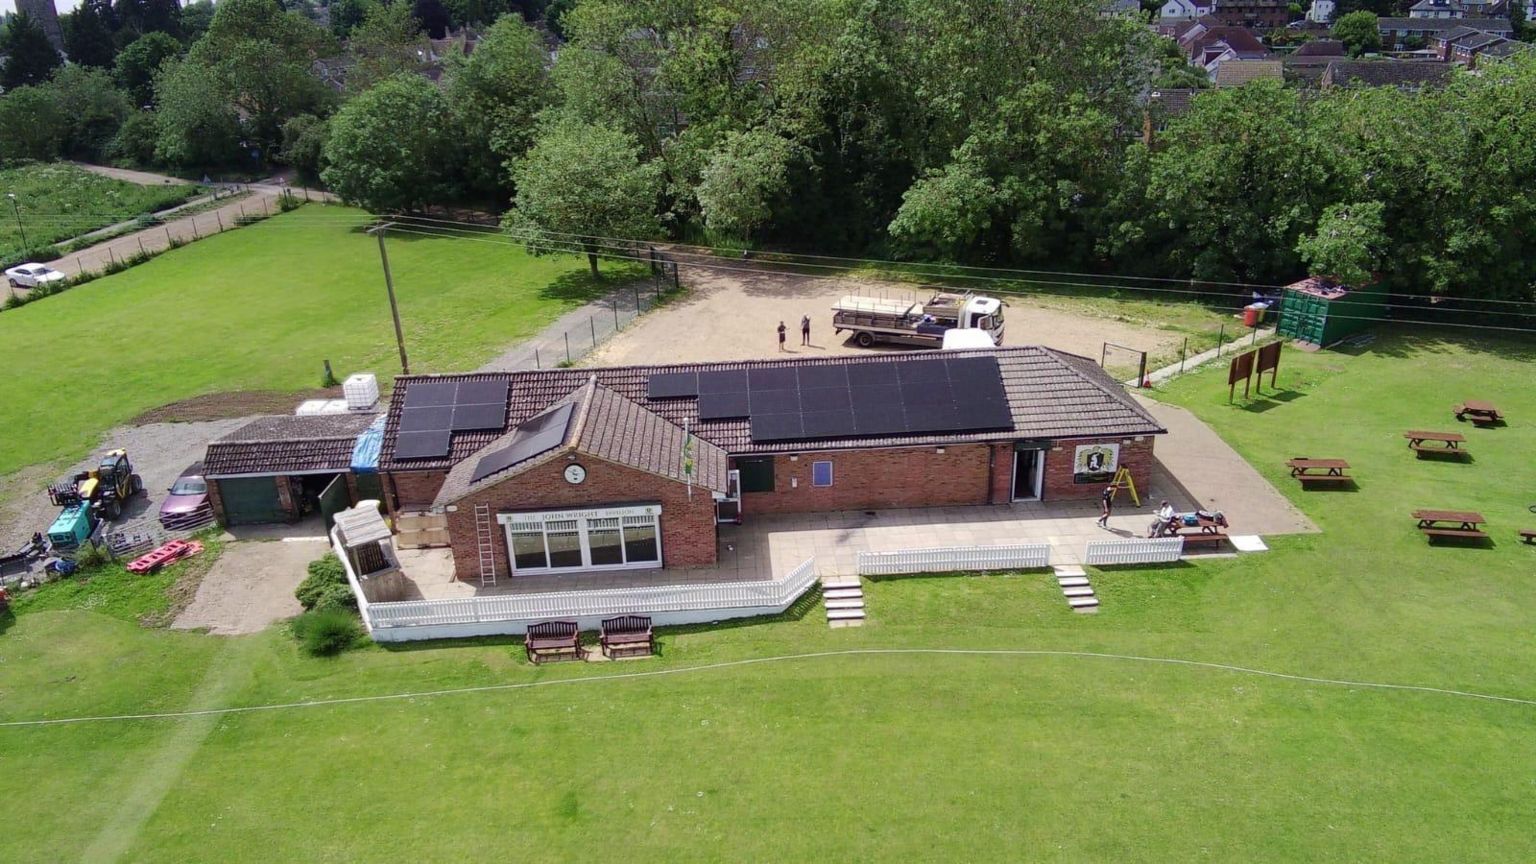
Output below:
[48,449,145,523]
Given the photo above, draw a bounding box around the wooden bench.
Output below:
[524,620,583,664]
[1287,458,1352,487]
[1177,531,1228,546]
[1403,430,1467,458]
[1519,529,1536,545]
[1412,509,1488,543]
[600,615,655,659]
[1454,400,1503,426]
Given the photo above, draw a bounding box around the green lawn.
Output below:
[3,328,1536,861]
[0,164,199,259]
[0,204,631,476]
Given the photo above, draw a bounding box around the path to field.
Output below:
[171,537,326,635]
[586,259,1181,366]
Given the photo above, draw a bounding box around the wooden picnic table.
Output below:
[1454,400,1503,426]
[1286,458,1351,485]
[1403,430,1467,457]
[1412,509,1488,541]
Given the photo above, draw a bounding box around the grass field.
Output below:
[0,164,199,260]
[0,205,634,476]
[3,327,1535,861]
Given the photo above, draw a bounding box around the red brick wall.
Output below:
[445,455,718,583]
[388,470,448,511]
[739,444,994,515]
[1040,435,1156,502]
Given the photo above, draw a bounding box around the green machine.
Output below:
[47,503,95,550]
[1276,278,1387,347]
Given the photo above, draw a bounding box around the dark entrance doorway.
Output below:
[1012,447,1043,501]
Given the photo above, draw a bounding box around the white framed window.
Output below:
[496,505,662,574]
[811,460,834,487]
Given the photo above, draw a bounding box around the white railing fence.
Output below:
[363,556,820,633]
[333,527,375,632]
[1084,537,1184,566]
[857,543,1051,577]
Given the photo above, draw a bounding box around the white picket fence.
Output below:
[857,543,1051,577]
[1084,537,1184,566]
[356,556,820,639]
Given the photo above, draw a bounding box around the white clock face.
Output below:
[564,464,587,484]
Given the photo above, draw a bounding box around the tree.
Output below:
[180,0,217,42]
[63,0,119,68]
[114,30,183,106]
[447,13,552,190]
[48,65,133,161]
[1296,201,1386,286]
[696,128,795,242]
[347,1,423,93]
[413,0,453,38]
[505,118,662,277]
[0,86,67,164]
[109,109,161,164]
[1333,11,1380,57]
[2,13,65,91]
[887,144,1001,261]
[153,58,243,168]
[280,113,330,184]
[321,73,459,211]
[329,0,372,38]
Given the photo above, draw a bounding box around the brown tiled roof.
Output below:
[1215,59,1284,87]
[1148,88,1201,121]
[434,381,731,504]
[1323,59,1455,89]
[204,414,378,477]
[380,347,1166,473]
[1377,16,1511,33]
[1293,39,1345,57]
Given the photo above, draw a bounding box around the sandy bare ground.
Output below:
[171,537,325,635]
[585,263,1181,367]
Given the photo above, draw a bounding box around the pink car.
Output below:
[159,463,211,528]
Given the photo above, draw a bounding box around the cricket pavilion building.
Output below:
[376,346,1165,586]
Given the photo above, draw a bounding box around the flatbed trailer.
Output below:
[832,290,1005,349]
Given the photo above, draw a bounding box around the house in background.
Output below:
[1161,0,1217,19]
[1142,88,1202,145]
[1282,39,1346,87]
[1435,28,1532,67]
[1209,0,1291,29]
[1214,59,1284,86]
[1179,19,1272,69]
[1306,0,1336,23]
[1377,16,1512,50]
[1321,58,1456,89]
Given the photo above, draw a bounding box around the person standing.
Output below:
[801,314,811,346]
[777,320,787,352]
[1096,482,1119,528]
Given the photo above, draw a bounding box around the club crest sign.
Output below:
[1073,443,1119,484]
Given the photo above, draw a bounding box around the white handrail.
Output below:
[857,543,1050,576]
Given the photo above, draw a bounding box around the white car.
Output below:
[5,263,66,289]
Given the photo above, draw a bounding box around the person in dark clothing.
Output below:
[1096,483,1119,528]
[777,321,787,351]
[801,314,811,345]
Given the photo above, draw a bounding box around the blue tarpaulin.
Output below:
[350,416,386,473]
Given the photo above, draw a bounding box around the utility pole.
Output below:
[6,194,25,248]
[369,223,410,376]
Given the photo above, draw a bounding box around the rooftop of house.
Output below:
[1293,38,1346,57]
[379,347,1167,474]
[1323,58,1456,88]
[1214,59,1285,86]
[1479,39,1532,58]
[205,413,380,477]
[1378,16,1513,32]
[1182,22,1270,55]
[1146,87,1202,120]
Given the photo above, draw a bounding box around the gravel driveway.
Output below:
[171,537,325,634]
[0,417,251,551]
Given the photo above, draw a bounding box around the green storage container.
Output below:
[1276,279,1386,347]
[48,503,94,549]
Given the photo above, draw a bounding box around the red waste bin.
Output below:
[1242,304,1261,327]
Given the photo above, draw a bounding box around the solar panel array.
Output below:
[394,379,511,460]
[470,403,575,483]
[648,356,1013,444]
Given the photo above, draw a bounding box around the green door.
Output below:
[217,477,287,525]
[318,474,350,530]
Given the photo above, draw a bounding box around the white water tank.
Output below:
[343,373,380,411]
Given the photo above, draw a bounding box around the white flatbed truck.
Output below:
[831,290,1005,349]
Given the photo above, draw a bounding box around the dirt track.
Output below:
[585,262,1180,366]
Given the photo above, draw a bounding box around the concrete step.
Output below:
[1061,586,1095,598]
[827,608,866,621]
[1052,565,1086,577]
[823,588,864,600]
[1056,576,1091,588]
[825,598,866,610]
[1067,596,1100,609]
[829,618,864,628]
[821,578,861,590]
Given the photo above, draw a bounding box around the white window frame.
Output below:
[811,460,834,487]
[497,505,663,575]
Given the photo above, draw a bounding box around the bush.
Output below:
[74,542,112,570]
[311,582,357,612]
[296,552,348,610]
[292,608,362,656]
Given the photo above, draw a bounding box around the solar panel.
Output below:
[470,403,575,483]
[801,409,857,439]
[455,380,509,406]
[800,387,852,411]
[797,364,849,390]
[953,399,1013,430]
[698,390,751,420]
[852,404,908,436]
[900,384,954,407]
[846,362,899,388]
[750,388,800,415]
[451,402,506,431]
[403,381,457,407]
[898,358,950,385]
[699,369,749,393]
[903,401,956,432]
[399,405,453,432]
[647,372,699,399]
[749,413,804,442]
[945,355,998,380]
[748,367,798,391]
[394,429,452,459]
[850,384,902,410]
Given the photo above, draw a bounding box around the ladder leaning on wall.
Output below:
[474,504,497,586]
